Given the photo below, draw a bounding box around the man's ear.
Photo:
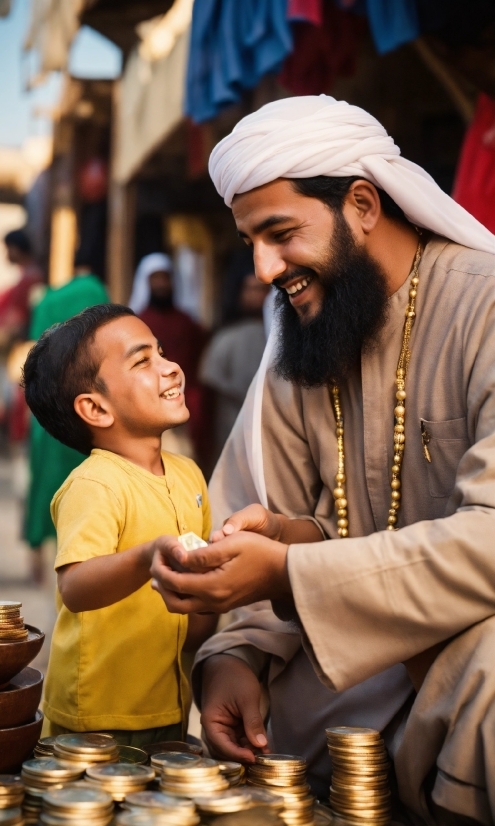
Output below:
[343,180,381,235]
[74,392,114,430]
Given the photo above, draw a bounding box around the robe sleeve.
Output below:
[288,297,495,693]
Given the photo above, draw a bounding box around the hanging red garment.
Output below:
[452,94,495,234]
[279,1,362,96]
[287,0,323,26]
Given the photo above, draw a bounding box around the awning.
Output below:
[112,0,192,184]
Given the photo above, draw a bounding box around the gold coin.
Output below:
[0,602,22,609]
[255,755,306,769]
[0,778,23,794]
[54,734,118,755]
[124,791,195,812]
[86,765,154,783]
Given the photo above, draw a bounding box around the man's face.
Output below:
[6,244,22,265]
[149,270,173,305]
[233,178,389,388]
[91,315,189,437]
[233,179,338,322]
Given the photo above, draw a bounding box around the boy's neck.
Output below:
[95,435,165,476]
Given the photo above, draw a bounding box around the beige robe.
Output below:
[194,237,495,823]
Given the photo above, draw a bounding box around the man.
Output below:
[129,253,208,462]
[0,229,43,345]
[151,96,495,824]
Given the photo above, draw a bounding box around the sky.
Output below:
[0,0,122,147]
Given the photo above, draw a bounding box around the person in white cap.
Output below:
[151,96,495,824]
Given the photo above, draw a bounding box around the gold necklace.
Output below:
[330,242,422,537]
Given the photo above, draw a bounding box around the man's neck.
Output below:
[366,218,421,296]
[94,434,165,476]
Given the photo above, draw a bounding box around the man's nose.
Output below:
[253,244,286,285]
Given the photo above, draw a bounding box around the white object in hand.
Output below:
[178,532,208,551]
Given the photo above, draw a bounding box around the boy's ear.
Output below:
[74,392,114,430]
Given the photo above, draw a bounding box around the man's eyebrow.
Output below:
[237,215,294,238]
[124,342,153,360]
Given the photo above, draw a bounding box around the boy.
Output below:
[23,303,216,745]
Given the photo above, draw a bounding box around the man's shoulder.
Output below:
[432,237,495,280]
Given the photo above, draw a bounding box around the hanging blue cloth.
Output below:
[365,0,420,53]
[185,0,293,123]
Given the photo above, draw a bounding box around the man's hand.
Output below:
[201,654,269,763]
[211,504,283,543]
[150,531,291,614]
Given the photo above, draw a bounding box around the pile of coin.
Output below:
[85,764,155,802]
[117,747,147,766]
[218,762,245,787]
[21,759,85,824]
[54,734,119,769]
[0,602,28,642]
[326,727,391,825]
[122,790,199,826]
[118,813,199,826]
[247,755,314,826]
[194,788,252,820]
[34,738,57,759]
[0,778,24,810]
[158,756,229,798]
[0,809,24,826]
[40,782,114,826]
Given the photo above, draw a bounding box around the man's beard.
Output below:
[274,212,389,388]
[149,293,173,311]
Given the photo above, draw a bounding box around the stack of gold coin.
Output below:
[150,753,200,773]
[117,747,148,766]
[40,782,114,826]
[208,810,284,826]
[218,762,245,787]
[21,759,85,824]
[247,755,314,826]
[0,602,28,642]
[53,734,119,769]
[326,727,391,826]
[34,738,57,759]
[194,788,252,820]
[121,791,199,826]
[0,778,24,810]
[118,812,199,826]
[0,809,23,826]
[158,757,228,798]
[85,765,155,802]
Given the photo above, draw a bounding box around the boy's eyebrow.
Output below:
[124,342,153,360]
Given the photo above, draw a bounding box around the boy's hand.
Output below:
[211,504,282,543]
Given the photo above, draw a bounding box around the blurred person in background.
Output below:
[25,247,109,583]
[0,228,44,460]
[129,253,207,464]
[200,257,269,463]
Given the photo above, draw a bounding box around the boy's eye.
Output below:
[135,356,150,366]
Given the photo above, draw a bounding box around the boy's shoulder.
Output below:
[53,450,134,503]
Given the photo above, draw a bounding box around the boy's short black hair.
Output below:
[23,304,134,456]
[291,176,407,224]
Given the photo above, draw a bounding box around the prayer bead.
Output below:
[394,405,405,417]
[387,515,397,525]
[394,424,404,434]
[337,518,348,529]
[333,487,345,499]
[391,491,401,501]
[391,479,401,490]
[337,508,347,518]
[336,498,347,509]
[396,390,406,401]
[335,472,345,483]
[392,464,400,474]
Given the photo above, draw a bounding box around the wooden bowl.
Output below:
[0,709,43,772]
[0,626,45,688]
[0,667,43,728]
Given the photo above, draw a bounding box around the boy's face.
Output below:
[86,315,189,438]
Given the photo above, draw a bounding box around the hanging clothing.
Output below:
[26,274,109,548]
[279,2,361,96]
[452,93,495,236]
[287,0,322,26]
[365,0,419,54]
[185,0,292,123]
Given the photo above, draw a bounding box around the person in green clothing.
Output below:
[26,252,109,582]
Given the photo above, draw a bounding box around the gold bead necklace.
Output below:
[330,241,423,537]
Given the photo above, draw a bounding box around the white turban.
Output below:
[129,253,173,315]
[209,95,495,256]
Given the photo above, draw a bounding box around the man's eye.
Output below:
[274,230,292,241]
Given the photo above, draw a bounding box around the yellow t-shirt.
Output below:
[43,448,211,732]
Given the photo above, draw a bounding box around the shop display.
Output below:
[247,755,315,826]
[326,727,391,825]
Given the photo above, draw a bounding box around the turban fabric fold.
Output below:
[209,96,495,256]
